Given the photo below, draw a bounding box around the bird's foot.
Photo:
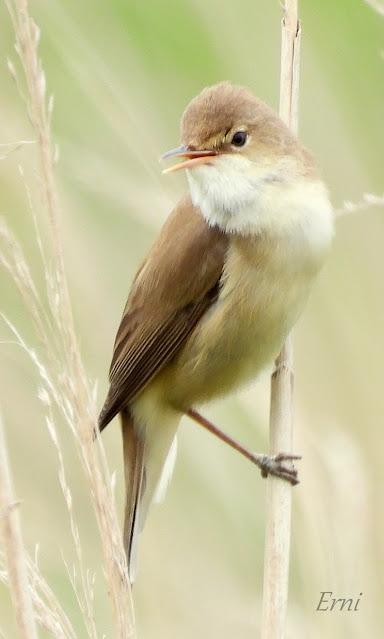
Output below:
[254,452,301,486]
[186,409,301,485]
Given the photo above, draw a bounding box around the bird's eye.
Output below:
[231,131,248,147]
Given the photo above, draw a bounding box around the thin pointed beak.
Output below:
[161,144,219,174]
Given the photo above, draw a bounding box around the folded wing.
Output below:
[98,196,228,430]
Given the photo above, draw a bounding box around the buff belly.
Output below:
[157,240,317,410]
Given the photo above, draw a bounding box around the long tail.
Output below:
[121,406,179,582]
[121,409,145,582]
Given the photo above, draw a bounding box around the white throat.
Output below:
[187,154,260,232]
[186,154,334,256]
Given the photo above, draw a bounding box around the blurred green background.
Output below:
[1,0,384,637]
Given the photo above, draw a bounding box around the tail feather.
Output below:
[121,410,145,583]
[121,405,180,582]
[153,435,177,505]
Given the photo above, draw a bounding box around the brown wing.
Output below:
[98,196,228,430]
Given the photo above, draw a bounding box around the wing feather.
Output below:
[99,197,227,430]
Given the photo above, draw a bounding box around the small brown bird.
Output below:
[99,82,333,581]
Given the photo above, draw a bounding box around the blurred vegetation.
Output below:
[0,0,383,637]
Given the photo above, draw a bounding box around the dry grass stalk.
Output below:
[0,412,39,639]
[0,140,35,160]
[3,1,136,636]
[261,1,300,638]
[336,192,384,217]
[0,548,78,639]
[364,0,384,17]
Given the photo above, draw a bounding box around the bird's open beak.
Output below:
[161,145,218,174]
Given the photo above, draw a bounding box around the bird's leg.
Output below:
[186,408,300,486]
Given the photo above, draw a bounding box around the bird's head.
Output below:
[164,82,290,170]
[162,82,318,234]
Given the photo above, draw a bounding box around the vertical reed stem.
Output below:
[0,412,39,639]
[261,2,300,638]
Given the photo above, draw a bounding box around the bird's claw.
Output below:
[259,452,301,486]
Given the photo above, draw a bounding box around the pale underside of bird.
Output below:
[99,82,334,582]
